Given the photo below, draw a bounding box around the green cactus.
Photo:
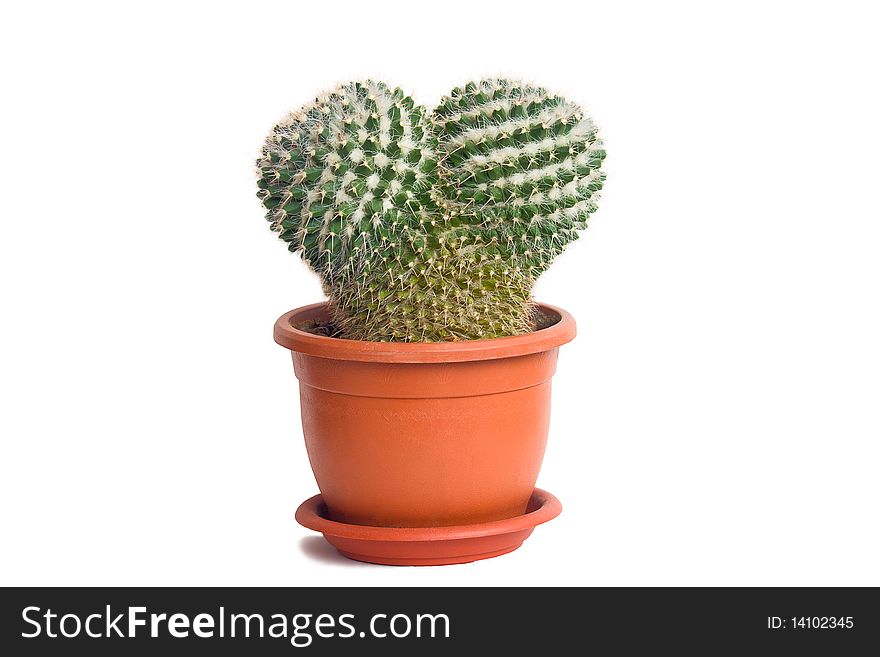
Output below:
[431,79,606,280]
[257,79,605,342]
[256,80,438,285]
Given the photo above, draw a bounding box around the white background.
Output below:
[1,1,878,587]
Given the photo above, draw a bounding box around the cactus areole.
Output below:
[257,79,605,342]
[260,79,605,564]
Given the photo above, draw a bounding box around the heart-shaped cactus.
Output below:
[257,79,605,342]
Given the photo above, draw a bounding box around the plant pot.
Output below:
[274,302,576,529]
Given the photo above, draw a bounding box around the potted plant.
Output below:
[257,79,605,565]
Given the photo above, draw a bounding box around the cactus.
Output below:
[257,79,605,342]
[256,80,438,285]
[431,79,606,281]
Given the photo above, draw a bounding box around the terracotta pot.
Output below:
[274,302,576,528]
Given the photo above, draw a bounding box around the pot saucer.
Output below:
[295,488,561,566]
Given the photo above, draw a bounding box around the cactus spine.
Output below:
[257,79,605,342]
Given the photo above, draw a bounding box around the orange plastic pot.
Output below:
[274,302,576,528]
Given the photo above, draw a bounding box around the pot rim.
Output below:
[273,301,576,363]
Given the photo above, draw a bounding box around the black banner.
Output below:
[1,587,877,654]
